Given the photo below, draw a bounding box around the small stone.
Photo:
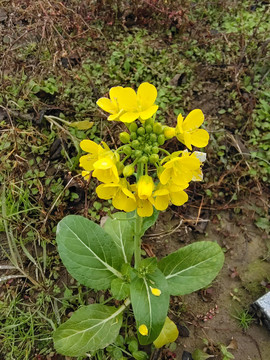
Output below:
[178,324,190,337]
[182,350,193,360]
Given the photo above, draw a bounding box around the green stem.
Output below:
[158,147,170,156]
[134,163,144,268]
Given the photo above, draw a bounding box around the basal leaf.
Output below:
[153,317,179,348]
[54,304,123,356]
[158,241,224,295]
[130,269,170,345]
[104,212,134,263]
[56,215,123,290]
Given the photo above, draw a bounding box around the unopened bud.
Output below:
[123,165,134,177]
[119,132,130,144]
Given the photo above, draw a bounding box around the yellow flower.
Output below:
[119,82,158,123]
[93,156,119,184]
[159,152,201,186]
[175,109,209,150]
[96,86,125,121]
[139,324,148,336]
[79,139,109,172]
[135,175,155,217]
[137,175,155,199]
[96,179,136,212]
[150,286,161,296]
[153,182,188,211]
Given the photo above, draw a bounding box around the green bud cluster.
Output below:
[118,119,168,174]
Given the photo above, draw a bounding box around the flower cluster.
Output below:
[79,83,209,217]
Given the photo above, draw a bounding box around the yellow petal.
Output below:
[159,168,171,185]
[183,132,192,150]
[119,111,139,123]
[154,194,170,211]
[79,154,96,171]
[139,324,148,336]
[80,139,100,153]
[137,199,153,217]
[113,191,136,212]
[96,184,118,199]
[93,168,119,183]
[176,113,184,133]
[81,171,91,180]
[120,87,137,111]
[137,175,154,200]
[139,105,159,121]
[137,82,157,110]
[170,190,188,206]
[108,111,122,121]
[96,98,115,114]
[109,86,124,107]
[190,129,209,148]
[150,286,161,296]
[94,158,113,170]
[182,109,204,131]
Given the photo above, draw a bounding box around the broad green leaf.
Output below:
[69,120,94,130]
[53,304,123,356]
[56,215,123,290]
[158,241,224,295]
[111,278,130,300]
[153,317,179,348]
[130,269,170,345]
[104,212,134,263]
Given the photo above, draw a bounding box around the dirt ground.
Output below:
[145,199,270,360]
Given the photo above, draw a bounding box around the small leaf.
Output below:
[141,208,159,237]
[111,278,130,300]
[53,304,123,356]
[138,257,158,275]
[192,349,214,360]
[153,317,179,348]
[104,212,135,263]
[132,351,148,360]
[158,241,224,295]
[69,120,94,130]
[56,215,123,290]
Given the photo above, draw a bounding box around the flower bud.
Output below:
[130,132,137,141]
[145,124,152,134]
[123,145,132,156]
[152,146,159,154]
[164,126,175,139]
[150,133,157,143]
[144,145,152,154]
[153,122,163,134]
[129,122,138,132]
[123,164,134,177]
[119,132,130,144]
[134,150,142,158]
[131,140,140,149]
[149,154,159,164]
[157,134,165,145]
[139,155,148,164]
[137,127,145,136]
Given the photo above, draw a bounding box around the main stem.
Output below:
[134,162,143,269]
